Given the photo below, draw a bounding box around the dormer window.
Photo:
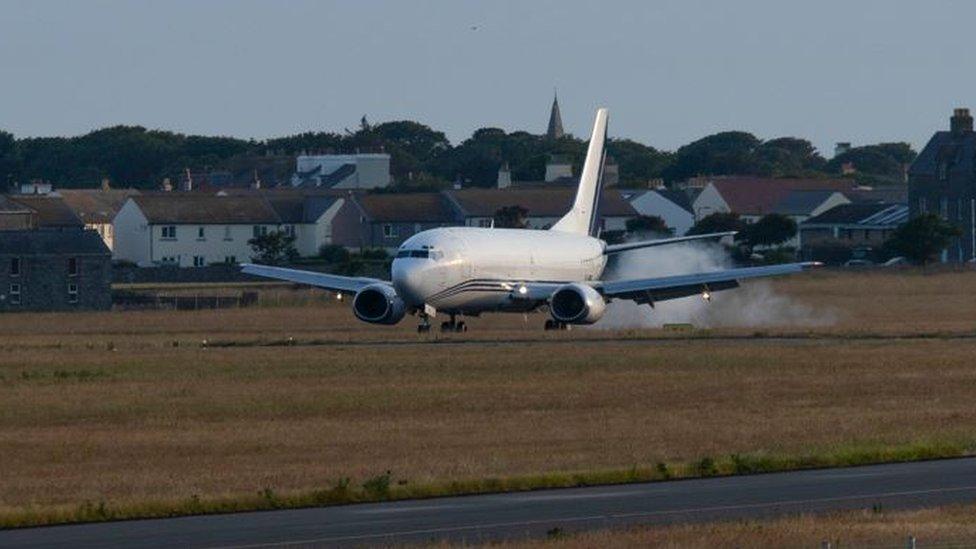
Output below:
[938,161,949,182]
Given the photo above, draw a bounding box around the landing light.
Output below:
[702,290,711,302]
[518,285,528,296]
[336,292,343,301]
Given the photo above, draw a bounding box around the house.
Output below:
[0,230,111,312]
[114,194,284,267]
[262,191,346,257]
[7,195,86,230]
[443,188,637,232]
[691,177,858,222]
[800,203,908,263]
[292,154,391,189]
[0,196,35,230]
[59,188,141,251]
[627,188,695,235]
[331,192,457,249]
[908,108,976,262]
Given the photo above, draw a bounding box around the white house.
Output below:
[113,192,346,267]
[291,154,391,189]
[59,189,140,252]
[690,177,859,222]
[627,189,695,235]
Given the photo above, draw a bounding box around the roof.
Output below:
[707,177,858,216]
[0,196,32,214]
[909,130,976,179]
[546,94,564,139]
[773,189,844,216]
[263,192,341,223]
[446,188,637,218]
[130,194,281,225]
[355,193,456,223]
[0,229,110,255]
[803,203,909,226]
[8,196,85,228]
[651,189,694,213]
[59,189,141,224]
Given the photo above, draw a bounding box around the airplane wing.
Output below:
[240,263,385,294]
[603,231,736,255]
[594,262,819,304]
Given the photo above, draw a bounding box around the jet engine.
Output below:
[353,284,407,325]
[549,283,606,324]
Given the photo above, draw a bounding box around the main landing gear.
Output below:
[543,319,570,331]
[418,313,467,333]
[440,314,467,333]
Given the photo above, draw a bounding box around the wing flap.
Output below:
[603,231,736,255]
[598,262,817,303]
[240,263,383,294]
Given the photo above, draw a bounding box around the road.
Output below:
[3,458,976,548]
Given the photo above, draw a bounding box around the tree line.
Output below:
[0,117,916,190]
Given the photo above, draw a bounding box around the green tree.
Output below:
[249,230,299,265]
[687,212,745,235]
[754,137,826,177]
[827,142,917,180]
[0,130,18,186]
[738,214,797,247]
[625,215,670,235]
[884,214,962,265]
[662,131,761,183]
[493,205,529,229]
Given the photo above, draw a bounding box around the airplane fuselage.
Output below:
[391,227,606,314]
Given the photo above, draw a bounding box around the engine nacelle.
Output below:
[353,284,407,325]
[549,283,606,324]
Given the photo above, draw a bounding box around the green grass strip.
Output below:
[1,439,972,530]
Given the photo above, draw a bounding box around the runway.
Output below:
[3,458,975,548]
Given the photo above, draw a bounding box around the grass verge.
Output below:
[2,439,971,530]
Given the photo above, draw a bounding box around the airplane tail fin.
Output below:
[550,107,608,237]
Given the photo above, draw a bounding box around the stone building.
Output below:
[908,108,976,262]
[0,230,111,312]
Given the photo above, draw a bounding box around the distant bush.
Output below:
[357,248,389,260]
[362,471,392,498]
[318,244,350,264]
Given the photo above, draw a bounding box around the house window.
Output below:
[193,256,205,268]
[67,283,78,304]
[67,257,78,277]
[383,224,396,238]
[224,226,233,241]
[478,218,492,228]
[161,256,178,265]
[225,256,237,265]
[253,225,268,238]
[161,226,177,239]
[284,225,295,237]
[940,197,949,220]
[918,197,927,214]
[9,258,20,277]
[9,284,20,305]
[939,162,949,182]
[197,227,206,240]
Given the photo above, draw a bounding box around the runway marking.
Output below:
[208,484,976,548]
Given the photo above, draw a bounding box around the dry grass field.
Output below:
[491,504,976,548]
[1,268,976,527]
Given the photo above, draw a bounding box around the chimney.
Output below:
[951,108,973,135]
[161,177,173,192]
[101,178,111,191]
[182,168,193,192]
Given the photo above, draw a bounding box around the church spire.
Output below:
[546,91,564,140]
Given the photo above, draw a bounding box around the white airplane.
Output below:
[243,108,816,332]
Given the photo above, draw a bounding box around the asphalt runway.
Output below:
[3,458,975,548]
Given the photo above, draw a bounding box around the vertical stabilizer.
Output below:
[550,108,608,236]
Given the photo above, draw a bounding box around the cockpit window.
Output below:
[396,249,439,259]
[395,249,444,260]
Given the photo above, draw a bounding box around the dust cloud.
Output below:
[596,242,836,329]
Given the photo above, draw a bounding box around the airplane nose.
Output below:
[392,260,427,306]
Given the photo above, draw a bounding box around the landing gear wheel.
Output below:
[418,324,431,334]
[544,319,556,331]
[455,321,467,333]
[544,320,569,331]
[440,321,452,332]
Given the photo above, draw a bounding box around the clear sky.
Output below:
[2,0,973,154]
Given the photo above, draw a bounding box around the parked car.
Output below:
[843,259,874,267]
